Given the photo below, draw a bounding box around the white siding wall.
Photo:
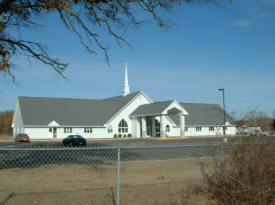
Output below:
[131,118,139,138]
[24,128,48,139]
[155,116,175,137]
[225,126,236,135]
[23,124,236,140]
[58,127,108,139]
[182,126,236,137]
[25,127,109,139]
[12,100,24,138]
[107,93,152,138]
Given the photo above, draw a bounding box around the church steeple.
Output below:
[123,62,130,96]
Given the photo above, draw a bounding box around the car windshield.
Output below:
[16,134,26,137]
[67,135,74,139]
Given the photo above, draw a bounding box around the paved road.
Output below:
[0,136,274,169]
[1,135,274,147]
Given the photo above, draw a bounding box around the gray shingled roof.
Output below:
[169,103,234,126]
[19,92,141,126]
[130,101,173,116]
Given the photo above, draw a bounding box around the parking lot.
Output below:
[0,136,274,169]
[1,135,274,148]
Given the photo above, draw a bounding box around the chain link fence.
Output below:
[0,142,274,205]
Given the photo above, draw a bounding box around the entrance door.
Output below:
[146,118,152,137]
[155,120,160,137]
[53,128,57,138]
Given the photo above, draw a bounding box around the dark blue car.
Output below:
[63,135,86,146]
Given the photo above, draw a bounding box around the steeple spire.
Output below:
[123,62,130,96]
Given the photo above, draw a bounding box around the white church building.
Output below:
[12,65,236,139]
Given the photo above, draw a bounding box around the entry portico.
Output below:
[130,100,188,138]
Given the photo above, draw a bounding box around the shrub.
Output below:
[118,134,122,138]
[201,138,275,205]
[114,134,117,139]
[127,133,132,138]
[123,134,126,138]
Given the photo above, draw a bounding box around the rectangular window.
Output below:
[196,127,202,132]
[49,128,52,132]
[184,127,188,132]
[84,128,92,133]
[108,128,113,133]
[64,128,72,133]
[209,126,214,131]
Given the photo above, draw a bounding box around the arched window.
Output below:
[166,125,170,132]
[118,119,128,133]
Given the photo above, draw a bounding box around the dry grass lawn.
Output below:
[0,158,212,205]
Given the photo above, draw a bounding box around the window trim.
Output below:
[64,128,72,133]
[84,127,92,133]
[118,119,128,133]
[209,126,215,131]
[166,125,170,132]
[108,125,113,133]
[196,126,202,132]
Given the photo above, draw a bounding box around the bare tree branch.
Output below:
[0,0,230,80]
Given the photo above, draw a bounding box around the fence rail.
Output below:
[0,141,274,151]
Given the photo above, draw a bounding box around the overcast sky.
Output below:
[1,0,275,118]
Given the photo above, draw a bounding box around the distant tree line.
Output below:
[0,110,13,135]
[235,110,275,133]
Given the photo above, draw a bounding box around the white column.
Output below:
[131,118,138,138]
[160,115,166,138]
[180,113,185,137]
[141,117,147,138]
[152,116,156,138]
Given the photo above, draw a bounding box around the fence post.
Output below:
[117,148,121,205]
[220,142,225,201]
[220,143,224,176]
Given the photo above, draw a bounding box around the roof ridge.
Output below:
[18,96,103,101]
[104,91,141,100]
[152,100,173,104]
[181,102,220,106]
